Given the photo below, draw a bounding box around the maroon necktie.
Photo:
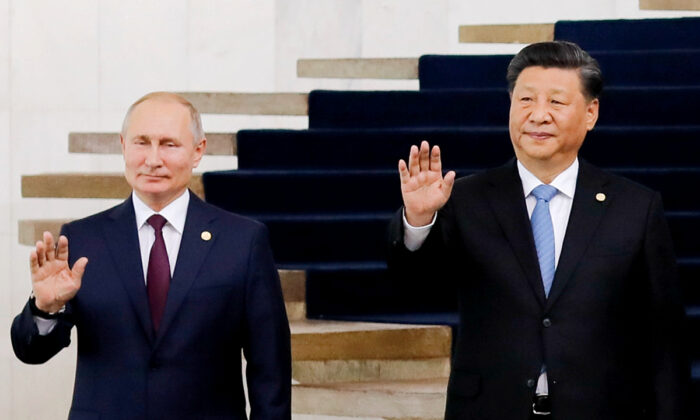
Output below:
[147,214,170,332]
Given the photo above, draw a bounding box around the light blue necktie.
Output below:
[530,184,558,298]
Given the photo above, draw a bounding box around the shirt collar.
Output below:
[517,158,578,199]
[132,190,190,234]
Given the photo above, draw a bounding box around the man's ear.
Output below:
[120,134,126,156]
[192,138,207,168]
[586,98,599,131]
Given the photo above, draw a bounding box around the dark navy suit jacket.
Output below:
[388,160,689,420]
[12,192,291,420]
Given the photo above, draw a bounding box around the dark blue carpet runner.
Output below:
[202,16,700,404]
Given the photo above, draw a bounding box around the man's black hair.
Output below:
[506,41,603,100]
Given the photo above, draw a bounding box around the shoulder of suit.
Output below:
[62,201,127,230]
[451,163,511,191]
[586,163,659,200]
[197,198,266,230]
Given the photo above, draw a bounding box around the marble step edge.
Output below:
[639,0,700,10]
[458,23,554,44]
[292,357,450,384]
[290,320,452,361]
[21,173,203,199]
[297,58,418,80]
[177,92,308,116]
[69,132,236,155]
[291,378,447,419]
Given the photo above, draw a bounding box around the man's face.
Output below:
[509,66,599,172]
[121,99,205,210]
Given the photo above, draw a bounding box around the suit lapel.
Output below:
[485,161,547,308]
[103,197,154,343]
[154,193,217,348]
[546,160,610,311]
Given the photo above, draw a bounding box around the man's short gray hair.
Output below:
[121,92,205,142]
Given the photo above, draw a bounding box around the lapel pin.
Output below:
[201,231,212,241]
[595,193,606,202]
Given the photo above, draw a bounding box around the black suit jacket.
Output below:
[12,193,291,420]
[388,160,688,420]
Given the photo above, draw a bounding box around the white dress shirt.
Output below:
[403,158,579,395]
[35,190,190,335]
[133,189,189,280]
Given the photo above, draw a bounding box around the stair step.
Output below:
[177,92,308,115]
[292,378,447,419]
[204,168,700,214]
[420,50,700,90]
[640,0,700,12]
[458,23,554,44]
[69,132,236,155]
[280,269,307,320]
[292,357,450,384]
[235,126,700,170]
[297,58,418,80]
[21,173,203,199]
[18,219,72,247]
[307,87,700,129]
[243,212,700,263]
[290,320,451,361]
[286,302,307,322]
[554,17,700,51]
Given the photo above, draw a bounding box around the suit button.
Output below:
[149,359,160,371]
[542,318,552,328]
[527,379,536,388]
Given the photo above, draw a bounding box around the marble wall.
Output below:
[1,0,699,418]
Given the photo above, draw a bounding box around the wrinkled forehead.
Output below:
[125,99,194,138]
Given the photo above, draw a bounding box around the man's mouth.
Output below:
[141,174,168,180]
[526,132,554,140]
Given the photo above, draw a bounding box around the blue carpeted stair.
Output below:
[420,50,700,90]
[202,16,700,403]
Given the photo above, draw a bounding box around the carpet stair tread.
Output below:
[307,87,700,129]
[236,126,700,170]
[204,167,700,213]
[420,49,700,90]
[554,17,700,51]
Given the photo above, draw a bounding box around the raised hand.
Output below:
[30,231,88,313]
[398,140,456,227]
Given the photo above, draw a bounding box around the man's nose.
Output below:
[145,144,163,166]
[529,100,552,124]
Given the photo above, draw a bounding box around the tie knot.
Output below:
[147,214,168,231]
[532,184,558,202]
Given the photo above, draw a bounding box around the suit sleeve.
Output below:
[242,224,291,420]
[387,196,460,285]
[10,224,75,364]
[643,192,691,419]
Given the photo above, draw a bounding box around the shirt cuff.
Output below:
[33,317,58,336]
[402,210,437,251]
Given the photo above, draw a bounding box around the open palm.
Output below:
[398,141,455,227]
[30,232,87,313]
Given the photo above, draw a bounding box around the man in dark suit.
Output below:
[388,41,688,419]
[11,92,291,419]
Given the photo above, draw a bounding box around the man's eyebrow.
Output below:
[132,134,179,143]
[518,85,569,95]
